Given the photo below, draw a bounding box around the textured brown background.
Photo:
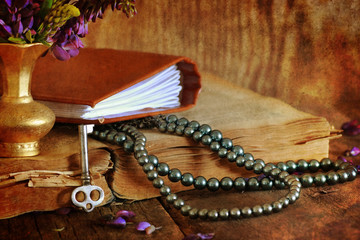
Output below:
[83,0,360,126]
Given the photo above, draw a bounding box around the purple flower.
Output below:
[183,233,215,240]
[136,221,151,231]
[342,120,360,136]
[350,147,360,157]
[105,216,127,228]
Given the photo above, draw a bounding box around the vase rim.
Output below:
[0,43,48,49]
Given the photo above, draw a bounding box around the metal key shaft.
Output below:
[71,124,104,212]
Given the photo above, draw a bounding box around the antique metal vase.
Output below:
[0,43,55,157]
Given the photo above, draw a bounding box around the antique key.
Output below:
[71,124,105,212]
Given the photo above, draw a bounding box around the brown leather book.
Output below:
[31,48,201,124]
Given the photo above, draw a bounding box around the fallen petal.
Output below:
[115,210,136,222]
[197,232,215,239]
[145,225,156,235]
[350,147,360,156]
[136,221,151,231]
[105,216,126,228]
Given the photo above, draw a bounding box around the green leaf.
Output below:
[39,0,53,19]
[7,37,27,44]
[25,31,34,43]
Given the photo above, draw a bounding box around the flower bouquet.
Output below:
[0,0,136,157]
[0,0,137,60]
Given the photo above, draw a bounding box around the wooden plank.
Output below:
[0,199,184,240]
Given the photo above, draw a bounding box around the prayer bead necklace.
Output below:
[91,115,358,221]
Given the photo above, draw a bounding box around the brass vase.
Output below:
[0,43,55,157]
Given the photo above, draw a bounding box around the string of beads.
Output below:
[91,115,358,221]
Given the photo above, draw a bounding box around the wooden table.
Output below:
[0,133,359,240]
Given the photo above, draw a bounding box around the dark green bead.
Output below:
[254,159,265,167]
[134,143,145,152]
[327,171,339,185]
[339,162,350,170]
[235,156,246,167]
[286,193,297,204]
[167,122,177,133]
[135,135,146,142]
[168,168,182,182]
[245,160,255,170]
[105,131,116,142]
[143,163,154,173]
[166,193,177,203]
[92,130,100,137]
[201,135,212,145]
[198,209,208,219]
[218,148,228,158]
[207,210,218,221]
[314,173,327,186]
[270,168,282,178]
[234,177,247,191]
[166,114,178,123]
[290,190,300,199]
[157,162,170,176]
[175,125,185,135]
[230,208,241,219]
[278,171,290,181]
[297,159,308,172]
[226,151,237,162]
[277,162,288,171]
[263,164,275,176]
[253,163,264,174]
[135,150,148,159]
[286,160,297,173]
[210,141,221,152]
[114,132,127,144]
[148,155,159,167]
[184,127,195,137]
[194,176,207,190]
[207,178,220,192]
[262,204,273,214]
[180,205,192,216]
[301,174,313,187]
[247,177,259,190]
[152,178,164,188]
[244,153,254,161]
[241,207,252,217]
[232,145,244,156]
[123,139,134,152]
[272,201,282,212]
[308,159,320,172]
[320,158,333,171]
[274,179,286,189]
[210,130,222,142]
[252,205,263,216]
[159,185,171,196]
[147,170,158,181]
[189,208,199,219]
[334,159,345,170]
[176,117,189,126]
[220,177,233,191]
[192,131,203,142]
[173,199,185,209]
[260,177,273,190]
[137,156,149,166]
[199,124,212,135]
[347,168,357,181]
[157,121,167,132]
[219,209,229,220]
[98,130,109,140]
[181,173,194,186]
[221,138,233,149]
[188,121,200,130]
[279,197,290,208]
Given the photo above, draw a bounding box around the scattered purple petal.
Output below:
[341,120,360,136]
[183,233,215,240]
[350,147,360,157]
[56,207,72,215]
[115,210,136,222]
[145,225,156,235]
[136,221,151,231]
[105,216,127,228]
[257,174,266,181]
[337,156,350,163]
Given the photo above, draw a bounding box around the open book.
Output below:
[31,48,201,124]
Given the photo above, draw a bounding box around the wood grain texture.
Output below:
[83,0,360,125]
